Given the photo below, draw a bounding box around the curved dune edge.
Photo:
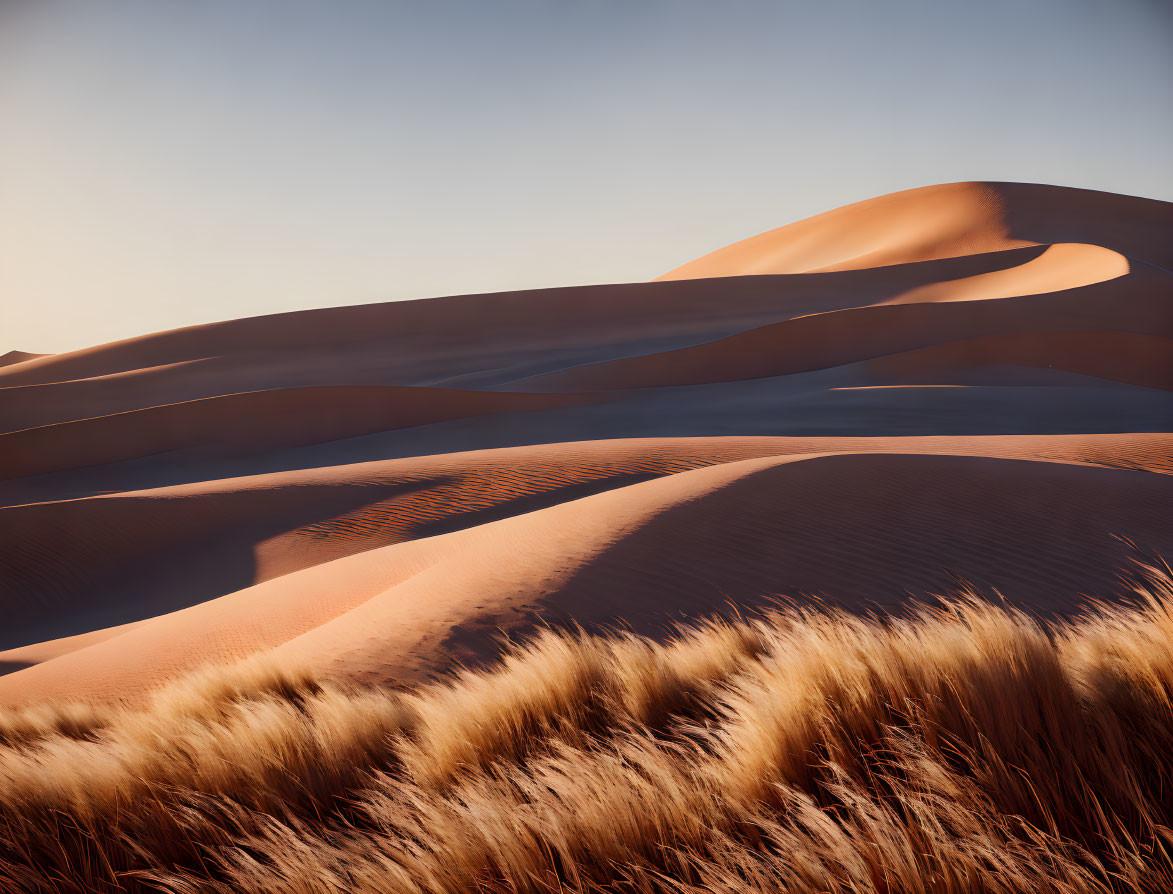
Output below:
[5,433,1170,651]
[659,182,1034,278]
[2,450,1171,707]
[0,620,146,675]
[882,242,1129,304]
[657,181,1173,280]
[515,268,1173,393]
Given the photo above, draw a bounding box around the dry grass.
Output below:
[4,571,1173,892]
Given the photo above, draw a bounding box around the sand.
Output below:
[1,181,1170,706]
[0,350,48,370]
[657,182,1173,279]
[510,267,1172,392]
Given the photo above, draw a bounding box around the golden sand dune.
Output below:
[0,249,1063,408]
[1,181,1170,706]
[2,449,1171,706]
[658,181,1173,279]
[6,433,1168,651]
[0,350,48,370]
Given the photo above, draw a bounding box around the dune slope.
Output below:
[3,449,1172,706]
[658,181,1173,279]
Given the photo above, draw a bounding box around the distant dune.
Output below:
[657,181,1173,278]
[0,350,49,369]
[1,181,1171,707]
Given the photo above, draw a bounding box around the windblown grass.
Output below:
[4,571,1173,892]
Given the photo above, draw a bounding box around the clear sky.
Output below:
[3,0,1171,353]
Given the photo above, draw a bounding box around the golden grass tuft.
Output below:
[4,571,1173,891]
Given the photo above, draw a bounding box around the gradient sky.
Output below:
[3,0,1171,354]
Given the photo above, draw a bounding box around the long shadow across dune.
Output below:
[428,453,1173,676]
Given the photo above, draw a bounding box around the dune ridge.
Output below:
[0,350,48,370]
[513,267,1172,392]
[657,181,1173,279]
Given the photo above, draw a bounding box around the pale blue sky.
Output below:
[2,0,1171,352]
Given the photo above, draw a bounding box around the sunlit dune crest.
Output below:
[657,181,1173,279]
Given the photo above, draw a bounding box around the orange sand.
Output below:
[2,181,1170,706]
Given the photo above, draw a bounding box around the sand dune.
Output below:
[2,248,1115,440]
[514,267,1172,392]
[0,248,1088,396]
[882,241,1130,304]
[2,449,1170,706]
[7,433,1169,651]
[658,182,1173,279]
[0,350,48,369]
[2,180,1170,707]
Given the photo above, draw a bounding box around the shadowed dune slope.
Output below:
[0,351,48,370]
[860,331,1173,390]
[0,385,600,480]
